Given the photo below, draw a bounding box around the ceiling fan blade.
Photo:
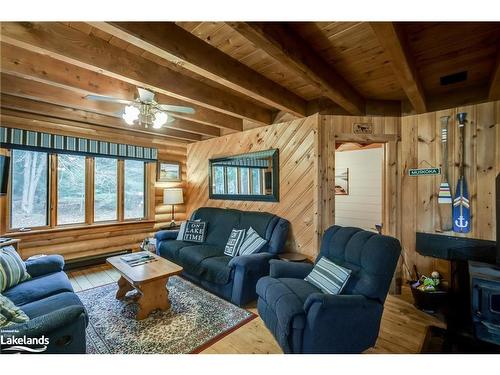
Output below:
[85,94,133,105]
[137,87,155,102]
[157,104,195,114]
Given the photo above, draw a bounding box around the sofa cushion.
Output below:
[20,291,86,320]
[0,245,31,292]
[239,227,267,255]
[3,271,74,306]
[157,240,194,261]
[305,257,352,295]
[0,293,30,327]
[256,276,321,330]
[238,211,276,240]
[199,256,233,285]
[178,244,223,274]
[192,207,241,248]
[182,221,207,243]
[224,229,246,257]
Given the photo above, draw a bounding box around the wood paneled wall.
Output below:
[186,115,320,258]
[0,115,188,260]
[400,101,500,279]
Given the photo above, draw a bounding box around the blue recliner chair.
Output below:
[256,225,401,353]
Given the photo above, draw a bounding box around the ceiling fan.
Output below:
[85,88,195,129]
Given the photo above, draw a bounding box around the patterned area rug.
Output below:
[77,276,256,354]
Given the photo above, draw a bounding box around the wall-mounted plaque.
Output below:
[352,123,374,135]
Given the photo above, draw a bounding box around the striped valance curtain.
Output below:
[213,149,276,169]
[0,127,158,161]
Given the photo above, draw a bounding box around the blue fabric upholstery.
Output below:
[155,229,180,242]
[25,255,64,278]
[1,256,88,354]
[3,271,73,306]
[257,225,401,353]
[155,207,290,306]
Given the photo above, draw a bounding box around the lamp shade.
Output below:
[163,188,184,205]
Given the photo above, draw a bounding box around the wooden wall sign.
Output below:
[408,167,441,176]
[352,123,374,134]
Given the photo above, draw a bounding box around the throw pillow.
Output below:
[0,246,31,293]
[305,257,352,295]
[238,227,267,255]
[224,229,247,257]
[176,219,201,241]
[182,221,207,243]
[0,293,30,328]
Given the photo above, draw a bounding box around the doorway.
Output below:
[334,142,385,233]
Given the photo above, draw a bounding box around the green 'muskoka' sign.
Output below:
[408,167,441,177]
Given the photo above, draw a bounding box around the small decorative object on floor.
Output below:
[410,269,448,313]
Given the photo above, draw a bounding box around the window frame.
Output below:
[7,150,152,233]
[8,149,51,231]
[56,153,87,227]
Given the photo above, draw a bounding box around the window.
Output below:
[94,157,118,222]
[8,149,150,231]
[227,167,238,194]
[251,168,262,195]
[213,166,225,194]
[124,160,145,220]
[240,168,250,195]
[10,150,49,229]
[57,154,86,225]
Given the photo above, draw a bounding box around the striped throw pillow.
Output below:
[0,293,30,327]
[305,257,351,295]
[238,227,267,255]
[224,229,246,257]
[0,246,30,293]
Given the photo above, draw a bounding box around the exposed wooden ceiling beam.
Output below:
[1,22,272,124]
[370,22,427,113]
[1,43,243,131]
[89,22,307,117]
[227,22,365,115]
[489,50,500,100]
[0,94,220,138]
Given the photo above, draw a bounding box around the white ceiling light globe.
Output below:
[152,112,168,129]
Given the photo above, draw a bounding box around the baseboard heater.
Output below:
[64,249,132,271]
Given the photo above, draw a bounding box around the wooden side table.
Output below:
[279,252,309,262]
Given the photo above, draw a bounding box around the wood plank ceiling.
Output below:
[1,21,499,143]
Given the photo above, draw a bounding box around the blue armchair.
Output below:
[256,225,401,353]
[1,255,88,354]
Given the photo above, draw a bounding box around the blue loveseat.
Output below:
[1,254,88,354]
[155,207,290,306]
[257,225,401,353]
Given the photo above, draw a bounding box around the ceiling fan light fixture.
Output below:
[152,112,169,129]
[122,105,140,125]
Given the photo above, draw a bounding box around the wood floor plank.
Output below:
[70,265,444,354]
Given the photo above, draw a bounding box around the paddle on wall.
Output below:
[452,112,471,233]
[438,116,453,231]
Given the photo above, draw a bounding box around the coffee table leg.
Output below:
[116,276,134,300]
[136,277,169,320]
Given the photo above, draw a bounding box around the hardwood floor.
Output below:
[69,264,445,354]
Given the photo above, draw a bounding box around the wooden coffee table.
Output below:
[107,253,183,320]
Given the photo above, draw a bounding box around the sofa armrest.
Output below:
[228,252,274,272]
[25,255,65,278]
[269,259,313,279]
[6,305,87,338]
[301,293,383,353]
[155,230,179,242]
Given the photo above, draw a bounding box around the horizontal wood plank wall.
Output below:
[186,115,320,258]
[401,101,500,279]
[0,117,187,260]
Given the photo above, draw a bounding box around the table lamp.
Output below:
[163,187,184,228]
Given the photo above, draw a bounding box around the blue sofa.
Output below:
[155,207,290,306]
[257,225,401,353]
[1,254,88,354]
